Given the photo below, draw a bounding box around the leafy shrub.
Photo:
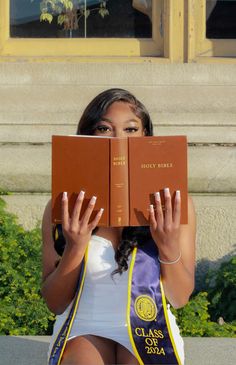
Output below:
[206,256,236,322]
[173,292,236,337]
[172,256,236,337]
[0,198,54,335]
[0,195,235,337]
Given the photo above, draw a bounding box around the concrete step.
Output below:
[0,63,236,85]
[0,144,235,193]
[1,124,236,144]
[3,194,236,271]
[0,336,235,365]
[0,84,236,114]
[1,111,236,126]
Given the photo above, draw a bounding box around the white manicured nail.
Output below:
[99,208,104,215]
[150,204,154,213]
[90,196,97,204]
[175,190,181,199]
[78,190,85,199]
[62,192,67,200]
[164,187,170,196]
[155,192,160,201]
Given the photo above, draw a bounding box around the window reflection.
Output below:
[206,0,236,39]
[10,0,153,38]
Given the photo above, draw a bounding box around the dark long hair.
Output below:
[77,88,153,136]
[76,88,154,275]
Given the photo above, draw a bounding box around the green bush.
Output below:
[0,195,235,337]
[207,256,236,322]
[173,292,236,337]
[0,198,54,335]
[173,257,236,337]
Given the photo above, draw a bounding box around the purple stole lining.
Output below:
[48,241,182,365]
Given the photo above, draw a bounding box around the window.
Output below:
[10,0,152,39]
[206,0,236,39]
[0,0,168,57]
[188,0,236,60]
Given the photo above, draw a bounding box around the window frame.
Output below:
[0,0,185,62]
[188,0,236,62]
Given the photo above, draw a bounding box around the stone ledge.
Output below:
[0,336,235,365]
[1,85,236,113]
[1,124,236,144]
[1,111,236,126]
[2,194,236,282]
[1,63,236,85]
[0,145,235,192]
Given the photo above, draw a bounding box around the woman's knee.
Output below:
[116,343,139,365]
[61,335,116,365]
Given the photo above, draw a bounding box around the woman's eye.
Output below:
[125,127,139,133]
[96,125,110,133]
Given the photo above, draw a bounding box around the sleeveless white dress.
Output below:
[48,235,184,364]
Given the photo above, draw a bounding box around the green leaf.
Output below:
[99,8,109,18]
[40,13,53,23]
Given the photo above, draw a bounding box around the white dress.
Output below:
[48,235,184,363]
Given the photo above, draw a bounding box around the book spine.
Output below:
[110,138,129,226]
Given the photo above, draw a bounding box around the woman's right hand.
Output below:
[62,190,104,252]
[41,191,103,314]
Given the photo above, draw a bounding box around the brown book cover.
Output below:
[52,135,188,226]
[128,136,188,225]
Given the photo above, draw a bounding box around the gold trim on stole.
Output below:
[50,246,89,365]
[126,247,144,365]
[160,279,182,365]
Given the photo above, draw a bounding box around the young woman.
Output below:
[42,88,196,365]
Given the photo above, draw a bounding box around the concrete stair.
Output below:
[0,336,235,365]
[0,62,235,285]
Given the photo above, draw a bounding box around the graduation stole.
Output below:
[127,241,182,365]
[48,241,182,365]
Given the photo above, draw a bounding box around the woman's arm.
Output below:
[149,190,196,308]
[42,192,103,314]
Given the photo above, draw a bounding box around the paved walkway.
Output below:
[0,336,235,365]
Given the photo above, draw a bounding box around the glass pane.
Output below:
[10,0,152,38]
[206,0,236,39]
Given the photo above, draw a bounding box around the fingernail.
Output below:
[62,192,67,200]
[90,196,97,204]
[155,192,160,201]
[164,187,170,196]
[78,190,85,200]
[150,204,154,213]
[176,190,181,199]
[99,208,104,215]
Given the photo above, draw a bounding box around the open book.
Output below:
[52,135,188,226]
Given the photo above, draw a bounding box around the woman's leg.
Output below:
[116,343,139,365]
[61,335,116,365]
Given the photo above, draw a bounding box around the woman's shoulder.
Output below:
[42,199,53,242]
[187,194,196,226]
[43,199,52,223]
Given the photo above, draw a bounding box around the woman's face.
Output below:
[93,101,145,138]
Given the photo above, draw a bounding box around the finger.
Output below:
[163,187,172,229]
[80,195,97,226]
[149,204,157,231]
[154,191,164,227]
[71,190,85,226]
[61,192,69,230]
[173,190,181,226]
[90,208,104,230]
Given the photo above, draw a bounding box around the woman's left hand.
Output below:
[149,188,181,261]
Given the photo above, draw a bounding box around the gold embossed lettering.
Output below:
[153,329,164,338]
[145,338,153,346]
[141,163,173,169]
[134,327,164,339]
